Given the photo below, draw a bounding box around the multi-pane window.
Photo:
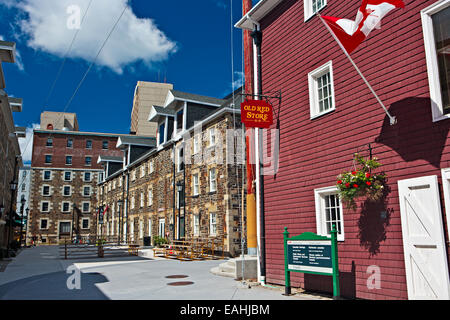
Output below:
[85,156,92,166]
[65,156,72,165]
[148,189,153,206]
[193,174,199,196]
[149,161,154,173]
[82,218,89,229]
[209,168,217,193]
[46,138,53,147]
[40,219,48,229]
[178,147,184,172]
[84,172,91,182]
[62,202,70,212]
[43,170,51,180]
[209,128,216,146]
[64,171,72,181]
[86,140,92,149]
[194,215,200,236]
[314,186,344,241]
[63,186,71,196]
[131,196,135,209]
[83,186,91,197]
[209,213,217,236]
[141,165,146,178]
[60,222,71,234]
[102,140,109,149]
[140,191,144,208]
[82,202,90,213]
[176,109,184,130]
[45,155,52,164]
[42,185,50,196]
[304,0,327,21]
[139,220,144,239]
[41,202,49,212]
[67,138,73,148]
[308,61,335,118]
[193,135,200,154]
[159,122,166,145]
[422,2,450,120]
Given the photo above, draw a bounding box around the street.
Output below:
[0,246,322,300]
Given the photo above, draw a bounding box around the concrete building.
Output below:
[40,111,79,131]
[98,88,247,257]
[130,81,173,136]
[0,39,25,257]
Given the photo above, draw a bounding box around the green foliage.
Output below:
[96,238,106,246]
[336,153,387,210]
[153,236,168,247]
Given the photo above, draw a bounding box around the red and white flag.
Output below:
[321,0,405,54]
[102,205,109,216]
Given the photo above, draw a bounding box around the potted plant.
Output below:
[336,153,387,210]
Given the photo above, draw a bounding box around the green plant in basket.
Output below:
[336,153,387,210]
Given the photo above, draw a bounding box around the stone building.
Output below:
[0,39,25,256]
[26,127,126,245]
[98,89,246,257]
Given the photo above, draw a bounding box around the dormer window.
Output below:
[159,122,166,145]
[176,109,184,131]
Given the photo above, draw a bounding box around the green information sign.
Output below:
[283,225,340,299]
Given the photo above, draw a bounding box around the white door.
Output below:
[159,219,165,237]
[398,175,450,299]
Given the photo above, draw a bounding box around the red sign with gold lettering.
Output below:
[241,99,273,128]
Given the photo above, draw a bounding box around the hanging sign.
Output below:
[240,99,273,128]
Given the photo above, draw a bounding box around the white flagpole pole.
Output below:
[317,13,397,125]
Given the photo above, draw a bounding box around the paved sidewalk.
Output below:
[0,246,323,300]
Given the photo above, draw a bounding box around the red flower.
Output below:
[345,183,350,188]
[337,180,342,184]
[365,172,371,178]
[366,181,372,186]
[352,171,357,175]
[353,184,358,188]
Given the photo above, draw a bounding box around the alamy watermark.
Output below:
[66,5,81,30]
[66,264,81,290]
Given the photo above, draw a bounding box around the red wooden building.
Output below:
[236,0,450,300]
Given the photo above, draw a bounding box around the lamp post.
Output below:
[117,200,123,245]
[176,181,183,240]
[6,179,18,258]
[24,208,29,247]
[19,196,25,248]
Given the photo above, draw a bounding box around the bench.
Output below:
[128,244,140,256]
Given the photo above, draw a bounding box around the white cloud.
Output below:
[232,71,244,90]
[19,123,40,164]
[6,0,176,74]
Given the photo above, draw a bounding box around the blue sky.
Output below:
[0,0,254,162]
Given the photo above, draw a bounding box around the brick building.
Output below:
[97,89,247,257]
[27,127,125,245]
[236,0,450,299]
[0,39,25,257]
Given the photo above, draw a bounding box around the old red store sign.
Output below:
[240,99,273,128]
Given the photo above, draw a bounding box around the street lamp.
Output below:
[6,180,18,257]
[19,196,25,248]
[117,200,123,245]
[176,181,183,240]
[24,208,29,247]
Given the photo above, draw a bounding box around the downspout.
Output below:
[250,20,267,286]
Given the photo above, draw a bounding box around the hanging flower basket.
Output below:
[336,153,387,210]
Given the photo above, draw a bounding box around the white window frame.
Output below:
[178,147,184,172]
[61,201,71,213]
[308,60,335,119]
[209,213,217,236]
[209,168,217,193]
[81,218,90,230]
[193,134,200,154]
[40,218,49,230]
[82,201,90,213]
[193,173,200,196]
[159,218,165,237]
[64,171,72,182]
[304,0,327,22]
[421,0,450,122]
[314,186,345,241]
[42,185,51,197]
[148,189,153,206]
[43,170,52,181]
[140,191,144,208]
[150,160,154,173]
[84,172,92,182]
[83,185,91,197]
[131,195,135,209]
[63,185,71,197]
[209,128,216,146]
[141,165,146,178]
[193,214,200,236]
[139,220,144,239]
[41,201,50,213]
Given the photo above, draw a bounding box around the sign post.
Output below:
[283,225,340,299]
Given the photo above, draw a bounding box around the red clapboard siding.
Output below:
[257,0,450,300]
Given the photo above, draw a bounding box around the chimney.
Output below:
[243,0,254,97]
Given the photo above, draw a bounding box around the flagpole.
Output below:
[317,13,397,125]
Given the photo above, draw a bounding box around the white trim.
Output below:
[39,218,49,230]
[81,217,90,229]
[421,0,450,122]
[308,60,336,119]
[441,168,450,241]
[314,186,345,241]
[304,0,327,22]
